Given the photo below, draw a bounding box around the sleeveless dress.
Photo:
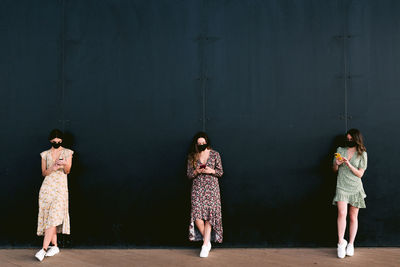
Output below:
[332,147,368,208]
[187,149,224,243]
[37,148,74,236]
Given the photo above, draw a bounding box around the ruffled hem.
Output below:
[189,217,223,243]
[332,191,366,208]
[36,223,70,236]
[37,213,70,236]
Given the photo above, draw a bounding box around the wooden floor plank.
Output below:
[0,248,398,267]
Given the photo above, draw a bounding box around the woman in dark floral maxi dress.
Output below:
[187,132,223,258]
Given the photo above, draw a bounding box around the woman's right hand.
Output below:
[51,163,60,172]
[335,158,344,166]
[195,166,204,175]
[56,159,66,166]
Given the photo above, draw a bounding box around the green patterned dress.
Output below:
[332,147,368,208]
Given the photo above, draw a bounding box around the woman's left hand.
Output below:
[342,157,351,167]
[56,159,66,166]
[203,167,216,174]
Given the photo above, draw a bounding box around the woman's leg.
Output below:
[348,205,359,244]
[337,201,348,244]
[51,231,57,247]
[203,221,212,246]
[43,226,56,250]
[195,219,205,237]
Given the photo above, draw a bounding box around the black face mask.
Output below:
[197,144,208,152]
[345,140,356,148]
[51,142,62,149]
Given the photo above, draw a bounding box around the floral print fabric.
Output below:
[37,148,73,236]
[333,147,368,208]
[187,150,224,243]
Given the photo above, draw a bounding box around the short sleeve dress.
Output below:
[332,147,368,208]
[187,150,224,243]
[37,148,74,236]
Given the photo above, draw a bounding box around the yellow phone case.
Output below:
[334,153,343,161]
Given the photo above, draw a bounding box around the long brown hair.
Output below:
[188,132,212,168]
[346,128,366,155]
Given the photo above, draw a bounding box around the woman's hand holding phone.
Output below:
[195,166,204,175]
[341,157,352,167]
[56,158,66,166]
[203,166,215,174]
[51,163,60,171]
[335,158,344,166]
[335,153,344,166]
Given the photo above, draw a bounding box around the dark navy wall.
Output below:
[0,0,399,247]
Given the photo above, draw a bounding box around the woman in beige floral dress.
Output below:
[35,129,74,261]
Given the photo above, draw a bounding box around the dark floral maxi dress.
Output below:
[187,149,224,243]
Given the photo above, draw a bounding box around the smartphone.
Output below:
[334,153,343,161]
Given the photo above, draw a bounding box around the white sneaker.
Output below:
[200,244,211,258]
[337,239,348,259]
[346,243,354,256]
[35,249,46,261]
[45,246,60,257]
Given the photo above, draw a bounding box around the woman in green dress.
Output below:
[332,128,367,259]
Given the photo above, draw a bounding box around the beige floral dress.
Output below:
[37,148,73,236]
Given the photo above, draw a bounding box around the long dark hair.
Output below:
[346,128,366,155]
[188,132,212,168]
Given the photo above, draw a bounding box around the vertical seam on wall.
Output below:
[343,0,349,133]
[60,0,66,131]
[199,0,208,132]
[202,68,207,132]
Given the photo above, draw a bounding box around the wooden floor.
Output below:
[0,248,399,266]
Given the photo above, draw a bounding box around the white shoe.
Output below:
[337,239,348,259]
[200,244,211,258]
[346,243,354,256]
[35,249,46,261]
[45,246,60,257]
